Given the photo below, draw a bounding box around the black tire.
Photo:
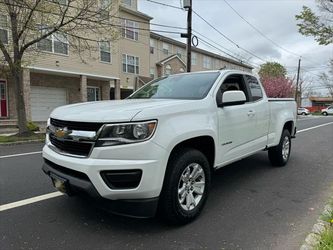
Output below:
[301,112,306,116]
[158,148,211,224]
[268,129,291,167]
[322,112,328,116]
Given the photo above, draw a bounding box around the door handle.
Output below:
[247,110,255,117]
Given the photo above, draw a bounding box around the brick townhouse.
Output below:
[0,0,252,127]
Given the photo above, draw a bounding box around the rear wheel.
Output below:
[158,148,211,224]
[322,112,328,116]
[268,129,291,167]
[301,112,306,116]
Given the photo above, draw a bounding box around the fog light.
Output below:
[100,170,142,189]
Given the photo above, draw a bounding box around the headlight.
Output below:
[95,120,157,147]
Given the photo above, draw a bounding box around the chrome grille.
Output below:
[48,118,102,157]
[50,118,103,132]
[49,134,93,157]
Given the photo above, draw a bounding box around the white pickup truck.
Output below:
[42,70,297,224]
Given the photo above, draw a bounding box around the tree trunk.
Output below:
[11,65,30,136]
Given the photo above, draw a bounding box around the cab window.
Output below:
[245,75,263,101]
[219,74,250,102]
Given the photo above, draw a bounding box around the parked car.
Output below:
[297,107,310,115]
[42,70,297,224]
[321,106,333,116]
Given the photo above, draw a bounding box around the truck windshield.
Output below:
[129,72,220,100]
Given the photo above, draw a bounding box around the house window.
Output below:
[123,19,139,41]
[122,54,139,74]
[99,41,111,63]
[99,0,111,19]
[150,68,155,78]
[191,52,197,65]
[165,64,171,76]
[0,15,9,44]
[37,26,68,55]
[150,39,155,54]
[203,56,212,69]
[122,0,132,6]
[87,87,100,102]
[176,47,184,59]
[163,43,169,55]
[53,32,68,54]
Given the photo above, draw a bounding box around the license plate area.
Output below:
[50,173,70,194]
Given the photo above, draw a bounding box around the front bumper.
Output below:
[43,140,168,200]
[42,160,159,218]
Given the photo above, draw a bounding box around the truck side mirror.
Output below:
[219,90,246,107]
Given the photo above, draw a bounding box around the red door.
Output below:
[0,80,7,117]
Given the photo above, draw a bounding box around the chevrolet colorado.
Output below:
[42,70,297,224]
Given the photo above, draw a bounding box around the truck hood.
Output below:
[50,99,195,122]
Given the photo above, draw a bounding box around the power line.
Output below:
[193,29,248,61]
[144,0,183,10]
[197,37,254,68]
[222,0,300,58]
[222,0,328,67]
[193,29,260,67]
[2,0,254,70]
[1,1,186,31]
[1,1,184,35]
[192,9,266,63]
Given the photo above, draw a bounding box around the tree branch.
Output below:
[0,40,13,68]
[17,0,42,39]
[19,0,80,54]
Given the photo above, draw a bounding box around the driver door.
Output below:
[216,74,258,165]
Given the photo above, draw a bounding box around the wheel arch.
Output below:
[167,136,216,171]
[283,120,294,135]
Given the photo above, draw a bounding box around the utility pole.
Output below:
[181,0,192,72]
[295,57,301,107]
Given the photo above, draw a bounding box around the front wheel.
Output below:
[158,148,211,224]
[322,112,328,116]
[268,129,291,167]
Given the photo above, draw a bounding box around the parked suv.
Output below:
[321,106,333,116]
[297,107,310,115]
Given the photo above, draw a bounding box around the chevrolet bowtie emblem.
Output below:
[54,127,70,138]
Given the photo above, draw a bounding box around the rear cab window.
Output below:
[245,75,263,101]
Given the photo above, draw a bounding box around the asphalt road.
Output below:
[1,116,333,250]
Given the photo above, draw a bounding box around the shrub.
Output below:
[27,121,39,132]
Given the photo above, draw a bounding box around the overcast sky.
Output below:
[138,0,332,93]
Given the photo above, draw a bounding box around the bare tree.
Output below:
[0,0,119,135]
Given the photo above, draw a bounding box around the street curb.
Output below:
[300,201,333,250]
[0,139,44,146]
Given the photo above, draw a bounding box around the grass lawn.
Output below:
[316,200,333,250]
[0,133,45,143]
